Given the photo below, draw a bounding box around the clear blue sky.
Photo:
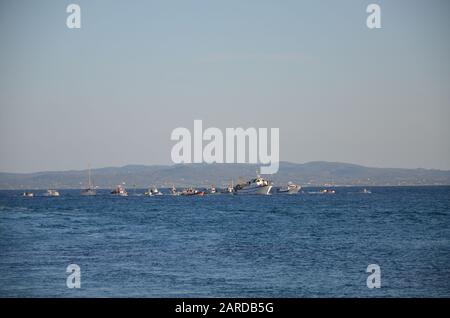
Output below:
[0,0,449,172]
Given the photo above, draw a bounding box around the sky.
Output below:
[0,0,449,173]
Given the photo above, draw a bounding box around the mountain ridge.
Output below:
[1,161,449,189]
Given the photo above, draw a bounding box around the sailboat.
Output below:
[81,166,96,196]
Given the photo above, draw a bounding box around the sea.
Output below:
[0,186,449,297]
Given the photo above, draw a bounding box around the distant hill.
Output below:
[0,162,449,189]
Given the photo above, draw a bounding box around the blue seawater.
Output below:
[0,186,449,297]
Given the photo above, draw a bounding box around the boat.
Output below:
[224,186,234,194]
[234,176,272,195]
[319,189,336,194]
[111,185,128,196]
[81,166,96,196]
[361,188,372,194]
[278,182,301,194]
[222,180,235,194]
[170,186,180,196]
[22,192,34,197]
[44,189,60,196]
[209,185,217,194]
[144,187,163,196]
[81,188,96,196]
[180,187,205,196]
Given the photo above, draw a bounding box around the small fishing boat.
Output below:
[224,186,234,194]
[44,189,60,196]
[111,185,128,196]
[170,186,180,196]
[223,180,235,194]
[361,188,372,194]
[208,186,217,194]
[181,187,205,196]
[144,187,163,196]
[22,192,34,197]
[319,189,336,194]
[278,182,301,194]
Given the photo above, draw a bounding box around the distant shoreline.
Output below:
[1,185,450,191]
[1,162,449,189]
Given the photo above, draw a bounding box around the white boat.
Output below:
[209,186,217,194]
[225,186,234,194]
[44,189,60,196]
[81,166,96,196]
[223,180,235,194]
[111,185,128,196]
[234,176,272,195]
[22,192,34,197]
[278,182,301,194]
[170,186,180,196]
[144,187,163,196]
[319,189,336,194]
[361,188,372,194]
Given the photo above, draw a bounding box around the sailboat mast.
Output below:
[88,165,92,188]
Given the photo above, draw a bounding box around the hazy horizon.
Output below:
[1,0,450,173]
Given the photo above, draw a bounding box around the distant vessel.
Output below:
[234,176,272,195]
[319,189,336,194]
[361,188,372,194]
[170,186,180,196]
[225,186,234,194]
[181,187,205,196]
[111,185,128,196]
[22,192,34,197]
[152,187,163,195]
[278,182,301,194]
[144,187,163,196]
[44,189,60,197]
[209,186,217,194]
[222,180,235,194]
[81,166,96,196]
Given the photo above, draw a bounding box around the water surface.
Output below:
[0,187,449,297]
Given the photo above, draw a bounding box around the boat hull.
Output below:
[81,189,96,196]
[235,185,272,195]
[278,186,301,194]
